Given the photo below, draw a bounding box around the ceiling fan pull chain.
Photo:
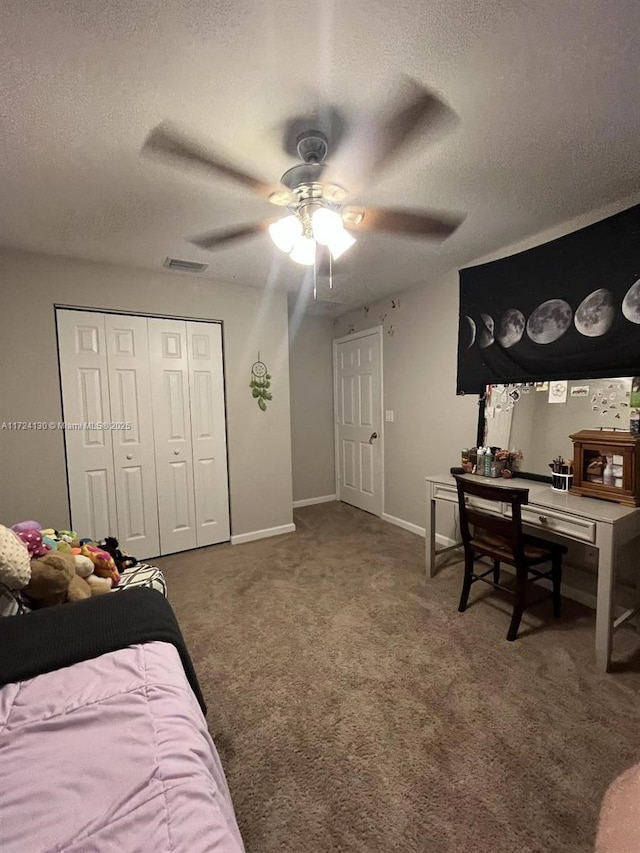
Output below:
[313,248,317,301]
[329,250,333,291]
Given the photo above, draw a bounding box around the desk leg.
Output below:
[595,523,615,673]
[425,496,437,579]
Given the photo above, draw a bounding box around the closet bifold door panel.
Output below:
[104,314,160,559]
[187,321,230,546]
[56,310,117,542]
[58,310,230,559]
[148,318,198,555]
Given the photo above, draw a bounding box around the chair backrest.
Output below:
[453,474,530,561]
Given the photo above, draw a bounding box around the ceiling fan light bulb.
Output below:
[269,215,302,253]
[328,229,356,260]
[311,207,344,246]
[289,236,316,266]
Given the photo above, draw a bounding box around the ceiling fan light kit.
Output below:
[289,235,317,266]
[268,215,302,253]
[141,77,465,298]
[320,222,356,260]
[270,203,357,265]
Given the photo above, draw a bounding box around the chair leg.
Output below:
[507,569,528,641]
[492,558,500,587]
[458,552,474,613]
[552,555,562,618]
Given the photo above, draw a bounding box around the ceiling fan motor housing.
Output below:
[296,130,328,164]
[280,162,326,191]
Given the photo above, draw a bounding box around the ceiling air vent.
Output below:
[163,257,209,273]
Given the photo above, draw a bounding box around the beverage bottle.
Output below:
[484,447,493,477]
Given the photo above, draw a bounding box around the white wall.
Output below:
[0,248,293,538]
[288,313,336,503]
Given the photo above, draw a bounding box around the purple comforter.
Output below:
[0,641,245,852]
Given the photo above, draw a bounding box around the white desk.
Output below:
[425,473,640,672]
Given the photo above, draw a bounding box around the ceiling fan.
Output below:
[141,76,465,291]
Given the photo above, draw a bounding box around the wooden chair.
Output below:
[454,475,566,641]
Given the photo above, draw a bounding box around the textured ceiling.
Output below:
[1,0,639,312]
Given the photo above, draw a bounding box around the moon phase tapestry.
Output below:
[457,203,640,394]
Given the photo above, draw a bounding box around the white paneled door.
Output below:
[58,309,230,559]
[105,313,160,558]
[57,310,117,541]
[148,318,198,555]
[186,321,230,546]
[333,328,383,516]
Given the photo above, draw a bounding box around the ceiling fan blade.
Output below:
[268,188,296,207]
[190,219,276,250]
[325,77,457,190]
[142,121,277,197]
[342,206,464,239]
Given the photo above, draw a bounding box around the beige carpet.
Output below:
[155,501,640,853]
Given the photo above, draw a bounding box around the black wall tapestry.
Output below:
[457,203,640,394]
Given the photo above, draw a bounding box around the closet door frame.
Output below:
[55,305,232,552]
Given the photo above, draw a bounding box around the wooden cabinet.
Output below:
[569,429,640,506]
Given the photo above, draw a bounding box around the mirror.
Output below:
[483,377,634,478]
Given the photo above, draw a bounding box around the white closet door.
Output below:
[105,314,160,560]
[187,321,230,545]
[148,318,197,554]
[56,310,117,540]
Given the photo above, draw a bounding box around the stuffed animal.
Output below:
[23,552,93,608]
[80,544,120,585]
[58,530,77,544]
[72,553,111,593]
[40,528,78,553]
[12,520,41,533]
[101,537,137,572]
[74,554,94,578]
[86,574,113,594]
[0,525,32,615]
[12,523,50,559]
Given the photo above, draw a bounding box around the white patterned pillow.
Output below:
[0,524,31,590]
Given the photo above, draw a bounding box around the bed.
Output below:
[0,589,245,853]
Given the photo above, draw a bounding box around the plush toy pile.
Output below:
[0,521,137,613]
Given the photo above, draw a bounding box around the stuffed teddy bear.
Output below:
[22,552,92,607]
[21,551,113,608]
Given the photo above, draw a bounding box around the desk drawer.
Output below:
[466,495,504,516]
[517,505,596,543]
[432,483,458,504]
[431,484,503,516]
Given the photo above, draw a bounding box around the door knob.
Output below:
[368,432,378,444]
[173,450,180,455]
[126,454,133,460]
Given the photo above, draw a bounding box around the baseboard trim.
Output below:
[292,495,337,508]
[382,513,426,538]
[231,523,296,546]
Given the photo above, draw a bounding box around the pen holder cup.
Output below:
[551,472,573,492]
